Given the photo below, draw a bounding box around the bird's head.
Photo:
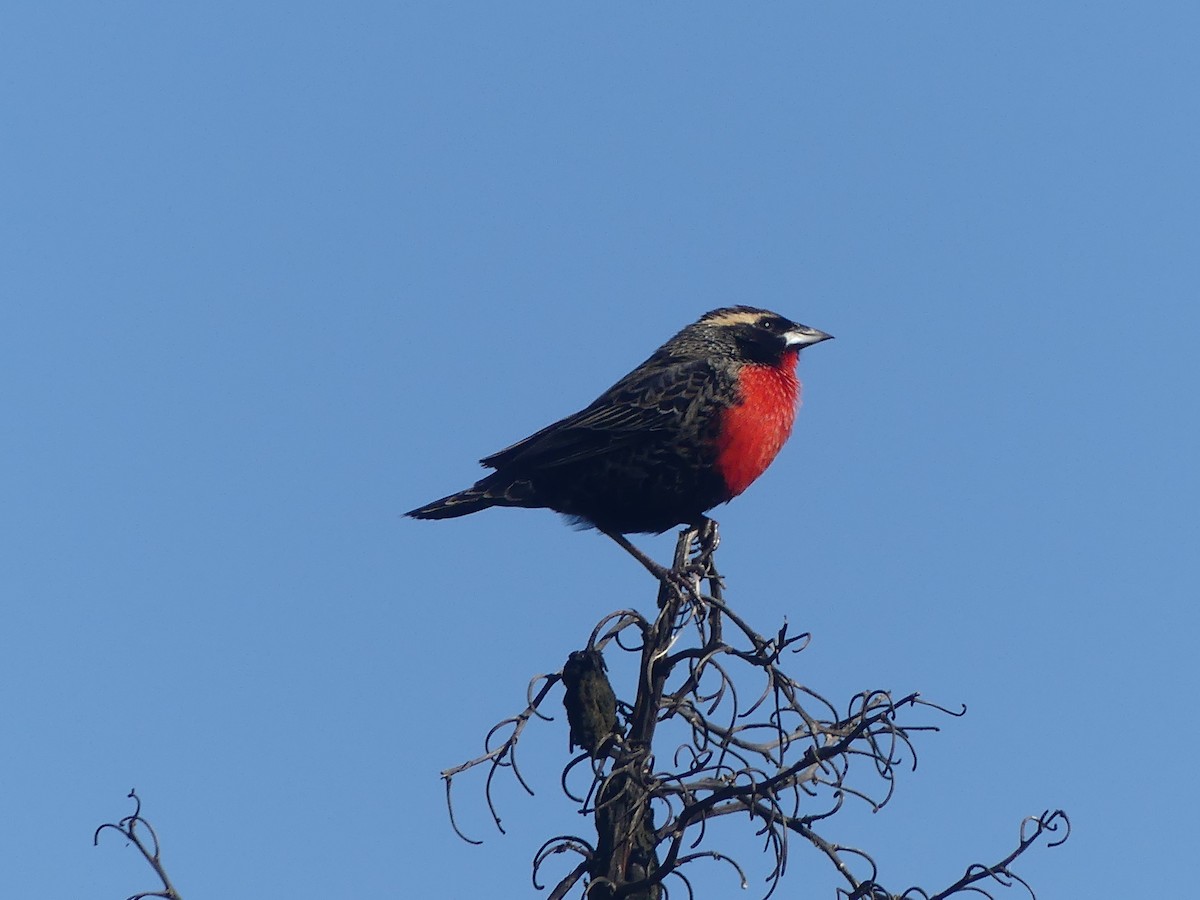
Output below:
[682,306,833,366]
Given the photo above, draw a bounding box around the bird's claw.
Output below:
[655,564,703,607]
[687,518,720,559]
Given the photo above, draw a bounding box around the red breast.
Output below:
[714,350,800,498]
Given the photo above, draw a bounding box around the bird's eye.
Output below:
[759,317,781,331]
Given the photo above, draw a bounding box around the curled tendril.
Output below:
[94,790,183,900]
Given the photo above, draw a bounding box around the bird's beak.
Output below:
[783,325,834,347]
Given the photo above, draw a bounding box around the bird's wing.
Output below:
[480,358,724,471]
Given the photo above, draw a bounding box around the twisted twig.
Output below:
[94,791,183,900]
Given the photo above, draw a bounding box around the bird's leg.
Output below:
[601,529,673,582]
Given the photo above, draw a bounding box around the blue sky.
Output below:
[2,3,1196,897]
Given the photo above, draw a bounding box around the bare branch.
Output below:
[440,671,561,837]
[440,520,1069,899]
[94,791,183,900]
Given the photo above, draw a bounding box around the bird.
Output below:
[406,306,831,575]
[561,649,620,758]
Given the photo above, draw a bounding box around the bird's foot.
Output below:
[655,566,708,611]
[687,517,720,559]
[681,518,721,588]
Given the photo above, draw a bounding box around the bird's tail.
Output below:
[405,486,499,520]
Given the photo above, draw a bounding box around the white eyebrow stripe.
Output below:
[700,309,765,328]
